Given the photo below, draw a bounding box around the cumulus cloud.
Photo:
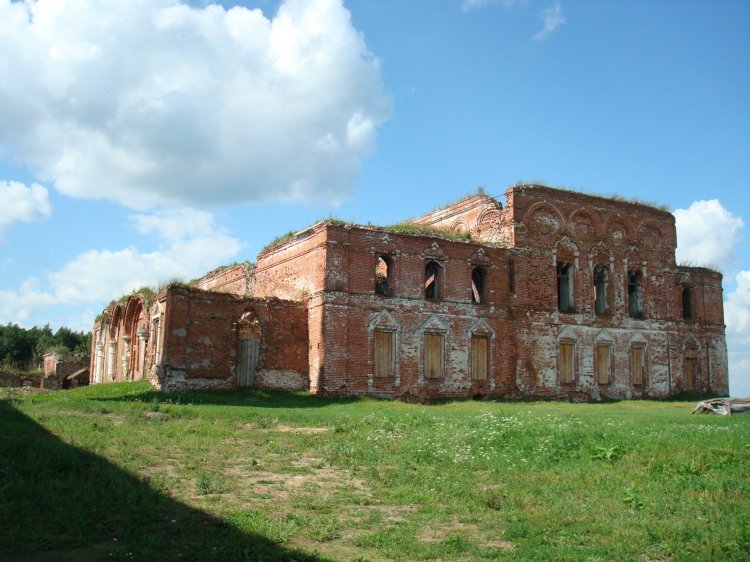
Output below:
[0,180,52,237]
[726,270,750,340]
[728,356,750,397]
[0,208,241,324]
[532,2,565,41]
[0,0,390,210]
[674,200,744,270]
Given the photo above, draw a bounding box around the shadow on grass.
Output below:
[0,399,328,562]
[89,382,363,410]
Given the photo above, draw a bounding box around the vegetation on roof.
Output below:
[258,216,350,256]
[677,261,722,274]
[259,230,298,255]
[384,222,472,241]
[156,277,191,293]
[512,182,671,212]
[405,186,497,222]
[203,260,254,278]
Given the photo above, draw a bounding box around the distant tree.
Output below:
[0,323,92,371]
[0,324,35,369]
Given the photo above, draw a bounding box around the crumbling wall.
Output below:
[156,287,308,392]
[193,263,254,296]
[410,194,511,245]
[315,224,517,399]
[90,184,728,400]
[253,224,328,301]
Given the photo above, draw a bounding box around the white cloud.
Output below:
[532,2,565,41]
[0,0,390,210]
[726,270,750,340]
[0,180,52,237]
[0,208,241,326]
[728,356,750,397]
[674,200,744,270]
[462,0,526,13]
[724,271,750,396]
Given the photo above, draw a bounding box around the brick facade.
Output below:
[91,184,728,400]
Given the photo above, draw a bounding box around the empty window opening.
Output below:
[682,287,692,320]
[508,258,516,294]
[630,345,645,385]
[471,267,485,304]
[594,265,609,315]
[559,341,575,383]
[684,357,697,390]
[595,344,612,384]
[424,333,444,379]
[375,255,392,296]
[425,261,440,300]
[557,262,574,312]
[628,271,643,318]
[471,336,489,380]
[374,330,394,378]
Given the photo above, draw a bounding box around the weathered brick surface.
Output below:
[91,184,728,400]
[154,288,308,392]
[193,263,254,296]
[90,294,149,385]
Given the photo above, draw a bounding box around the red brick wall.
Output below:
[411,194,511,244]
[193,264,253,296]
[314,224,517,398]
[155,287,308,392]
[253,224,328,300]
[90,184,727,400]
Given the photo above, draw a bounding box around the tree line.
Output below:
[0,323,91,371]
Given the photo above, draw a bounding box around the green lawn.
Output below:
[1,382,748,561]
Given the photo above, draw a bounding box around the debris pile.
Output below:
[692,398,750,415]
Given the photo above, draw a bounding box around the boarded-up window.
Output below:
[559,341,575,383]
[595,344,612,384]
[374,330,394,378]
[630,345,645,385]
[424,333,443,379]
[685,357,697,390]
[471,336,488,380]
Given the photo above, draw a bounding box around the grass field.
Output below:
[1,382,748,561]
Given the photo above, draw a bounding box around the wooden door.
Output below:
[471,336,488,381]
[238,338,259,387]
[374,330,393,378]
[424,333,443,379]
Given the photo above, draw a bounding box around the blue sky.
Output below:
[1,0,748,395]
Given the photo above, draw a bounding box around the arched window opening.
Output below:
[593,265,609,315]
[557,262,574,312]
[628,271,643,318]
[682,287,692,320]
[375,255,392,296]
[425,261,440,300]
[471,267,485,304]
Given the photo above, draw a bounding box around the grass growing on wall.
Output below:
[1,382,748,561]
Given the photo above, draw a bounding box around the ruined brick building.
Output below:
[90,184,728,400]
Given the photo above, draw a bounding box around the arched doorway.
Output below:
[236,312,261,388]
